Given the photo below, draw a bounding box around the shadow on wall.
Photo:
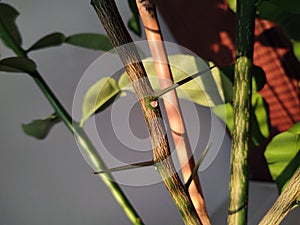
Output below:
[156,0,300,181]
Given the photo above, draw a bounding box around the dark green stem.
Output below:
[0,16,143,225]
[30,71,143,225]
[227,1,256,225]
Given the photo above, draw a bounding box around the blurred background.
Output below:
[0,0,299,224]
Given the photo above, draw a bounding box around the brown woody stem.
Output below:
[136,1,211,224]
[91,0,201,224]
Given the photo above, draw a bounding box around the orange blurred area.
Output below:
[156,0,300,181]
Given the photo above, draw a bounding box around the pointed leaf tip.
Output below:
[27,32,66,52]
[0,3,22,49]
[0,57,36,74]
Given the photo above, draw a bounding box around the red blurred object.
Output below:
[156,0,300,181]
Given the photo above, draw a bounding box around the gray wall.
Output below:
[0,0,299,224]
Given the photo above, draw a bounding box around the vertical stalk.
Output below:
[91,0,201,224]
[228,0,256,225]
[0,16,143,224]
[136,1,210,224]
[31,71,144,225]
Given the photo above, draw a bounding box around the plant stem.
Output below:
[259,168,300,225]
[30,71,144,225]
[227,0,256,225]
[136,1,210,224]
[91,0,201,224]
[0,15,143,225]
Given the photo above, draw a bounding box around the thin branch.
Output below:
[259,168,300,225]
[31,71,144,225]
[227,0,256,224]
[91,0,201,224]
[185,142,212,189]
[0,13,144,225]
[136,1,211,224]
[93,160,155,174]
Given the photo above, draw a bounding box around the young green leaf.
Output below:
[65,33,113,51]
[0,57,36,73]
[265,123,300,193]
[27,32,66,52]
[213,103,234,133]
[22,114,61,139]
[227,0,237,12]
[119,54,233,106]
[127,0,142,36]
[80,77,120,126]
[0,3,22,50]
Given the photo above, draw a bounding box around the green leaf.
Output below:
[0,3,22,50]
[65,33,113,51]
[289,121,300,134]
[292,40,300,62]
[213,103,234,133]
[80,77,120,126]
[265,125,300,193]
[119,54,233,107]
[251,93,270,145]
[127,0,141,36]
[0,57,36,73]
[22,114,61,139]
[227,0,237,12]
[213,93,270,146]
[258,1,300,41]
[27,32,66,52]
